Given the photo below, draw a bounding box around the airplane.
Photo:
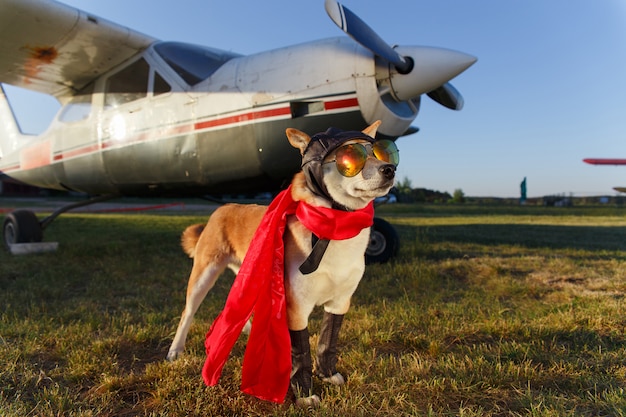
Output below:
[0,0,476,261]
[583,158,626,193]
[583,159,626,166]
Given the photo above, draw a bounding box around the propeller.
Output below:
[427,82,464,111]
[324,0,475,111]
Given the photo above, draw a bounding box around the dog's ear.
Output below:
[362,120,382,138]
[286,128,311,156]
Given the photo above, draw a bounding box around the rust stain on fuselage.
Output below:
[29,46,59,64]
[23,45,59,83]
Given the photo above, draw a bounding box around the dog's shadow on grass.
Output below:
[113,338,171,373]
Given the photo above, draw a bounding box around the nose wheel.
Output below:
[365,217,398,264]
[3,209,43,250]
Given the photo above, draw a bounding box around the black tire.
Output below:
[365,217,398,264]
[3,210,43,249]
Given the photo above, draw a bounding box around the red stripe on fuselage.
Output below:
[2,96,360,172]
[53,143,101,161]
[324,97,358,110]
[194,106,292,130]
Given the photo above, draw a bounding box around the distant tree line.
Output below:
[394,177,465,203]
[393,177,625,206]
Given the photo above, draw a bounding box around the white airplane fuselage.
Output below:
[0,0,476,198]
[1,37,419,196]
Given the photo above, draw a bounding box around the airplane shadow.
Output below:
[393,223,626,260]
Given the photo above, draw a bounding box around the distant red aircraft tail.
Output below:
[583,158,626,165]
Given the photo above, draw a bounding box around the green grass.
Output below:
[1,203,626,416]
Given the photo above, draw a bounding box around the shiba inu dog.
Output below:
[167,121,398,406]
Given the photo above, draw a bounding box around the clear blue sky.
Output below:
[5,0,626,198]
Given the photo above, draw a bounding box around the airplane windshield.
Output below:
[154,42,241,86]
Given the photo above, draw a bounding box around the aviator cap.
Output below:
[301,127,376,205]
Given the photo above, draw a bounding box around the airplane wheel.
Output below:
[3,210,43,249]
[365,217,398,264]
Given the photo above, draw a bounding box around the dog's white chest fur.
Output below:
[284,218,370,329]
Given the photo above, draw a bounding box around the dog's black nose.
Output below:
[380,164,396,180]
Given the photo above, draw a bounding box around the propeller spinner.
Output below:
[324,0,476,110]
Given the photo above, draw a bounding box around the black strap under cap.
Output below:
[299,236,330,275]
[301,127,376,204]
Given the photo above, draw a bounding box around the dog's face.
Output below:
[321,138,396,209]
[286,121,397,210]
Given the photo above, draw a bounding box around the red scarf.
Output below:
[202,185,374,403]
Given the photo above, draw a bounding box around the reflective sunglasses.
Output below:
[324,139,399,177]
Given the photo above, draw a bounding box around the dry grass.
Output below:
[1,202,625,416]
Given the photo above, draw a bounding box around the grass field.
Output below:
[1,203,625,416]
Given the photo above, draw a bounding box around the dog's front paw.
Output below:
[295,394,321,408]
[321,372,345,386]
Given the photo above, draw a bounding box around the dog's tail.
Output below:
[181,224,205,258]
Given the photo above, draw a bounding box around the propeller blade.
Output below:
[325,0,476,110]
[401,126,420,136]
[324,0,412,73]
[427,83,465,110]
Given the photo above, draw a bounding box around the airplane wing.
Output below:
[583,159,626,193]
[583,158,626,165]
[0,0,156,98]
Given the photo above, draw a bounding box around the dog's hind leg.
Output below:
[315,312,346,386]
[167,261,226,361]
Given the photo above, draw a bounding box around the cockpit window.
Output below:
[154,71,171,96]
[105,58,150,108]
[154,42,241,86]
[58,83,94,123]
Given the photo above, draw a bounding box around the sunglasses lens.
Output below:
[373,140,400,166]
[335,144,367,177]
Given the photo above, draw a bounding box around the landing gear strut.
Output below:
[2,194,117,251]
